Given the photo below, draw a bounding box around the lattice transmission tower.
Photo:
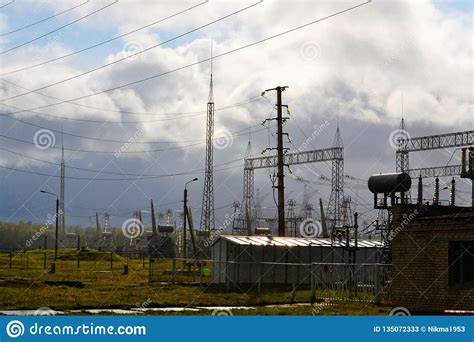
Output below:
[327,124,344,228]
[199,52,215,233]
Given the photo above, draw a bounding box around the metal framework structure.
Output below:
[199,68,215,233]
[395,118,409,173]
[396,129,474,178]
[238,140,256,235]
[238,133,344,235]
[327,126,344,228]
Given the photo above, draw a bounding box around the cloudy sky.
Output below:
[0,0,472,230]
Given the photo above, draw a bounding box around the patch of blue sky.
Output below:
[432,0,473,13]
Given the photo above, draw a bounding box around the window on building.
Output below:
[449,241,474,285]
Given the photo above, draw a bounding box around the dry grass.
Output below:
[0,250,391,315]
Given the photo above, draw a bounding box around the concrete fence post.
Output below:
[373,264,381,305]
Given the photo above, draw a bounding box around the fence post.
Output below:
[142,255,145,269]
[310,263,316,304]
[225,261,230,291]
[77,254,80,269]
[148,259,154,283]
[373,264,381,305]
[123,264,129,275]
[172,258,176,284]
[9,252,12,269]
[50,263,56,274]
[199,262,203,286]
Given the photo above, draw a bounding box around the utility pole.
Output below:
[183,178,198,258]
[264,86,288,237]
[55,197,59,260]
[40,190,59,260]
[59,137,66,236]
[183,188,187,258]
[150,199,157,236]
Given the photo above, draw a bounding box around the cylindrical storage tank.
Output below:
[368,172,411,194]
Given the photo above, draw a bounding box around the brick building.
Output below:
[391,204,474,312]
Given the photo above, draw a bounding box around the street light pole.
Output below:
[55,197,59,260]
[40,190,59,260]
[183,178,198,258]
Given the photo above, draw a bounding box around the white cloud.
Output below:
[0,0,472,224]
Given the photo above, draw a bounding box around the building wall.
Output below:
[211,238,382,285]
[391,205,474,312]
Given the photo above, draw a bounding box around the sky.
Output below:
[0,0,472,232]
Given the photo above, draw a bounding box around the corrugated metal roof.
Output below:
[215,235,384,248]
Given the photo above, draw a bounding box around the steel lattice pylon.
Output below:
[199,71,215,233]
[396,127,473,177]
[237,140,255,235]
[327,126,344,229]
[395,118,409,173]
[239,128,345,235]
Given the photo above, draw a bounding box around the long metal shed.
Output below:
[211,235,384,286]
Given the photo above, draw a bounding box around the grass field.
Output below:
[0,249,392,315]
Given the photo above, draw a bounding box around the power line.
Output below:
[0,1,262,102]
[0,159,242,181]
[0,0,372,117]
[1,1,118,54]
[0,123,273,152]
[0,1,207,74]
[0,145,243,176]
[0,117,267,145]
[0,94,267,123]
[0,1,89,37]
[0,0,14,10]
